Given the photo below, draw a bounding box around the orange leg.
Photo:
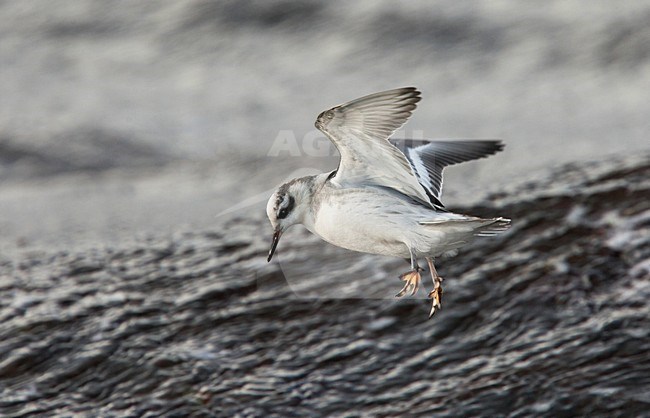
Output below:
[426,257,444,318]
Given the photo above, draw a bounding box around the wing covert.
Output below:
[315,87,434,207]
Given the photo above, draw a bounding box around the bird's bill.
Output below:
[267,230,282,262]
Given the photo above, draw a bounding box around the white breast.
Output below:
[309,188,422,258]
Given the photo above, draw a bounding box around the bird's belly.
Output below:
[311,201,411,258]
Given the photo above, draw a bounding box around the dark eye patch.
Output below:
[277,196,294,220]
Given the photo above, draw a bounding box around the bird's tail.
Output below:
[419,216,511,237]
[474,217,511,237]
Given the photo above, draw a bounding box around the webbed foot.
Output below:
[395,268,423,298]
[428,281,443,318]
[426,257,444,319]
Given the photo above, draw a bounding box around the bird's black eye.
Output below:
[277,195,294,220]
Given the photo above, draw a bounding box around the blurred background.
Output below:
[1,0,649,254]
[2,2,650,416]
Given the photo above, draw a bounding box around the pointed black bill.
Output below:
[267,230,282,262]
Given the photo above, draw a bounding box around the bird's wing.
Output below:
[315,87,434,207]
[390,139,504,206]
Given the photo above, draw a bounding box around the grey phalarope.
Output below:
[266,87,510,318]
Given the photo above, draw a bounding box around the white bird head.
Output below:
[266,177,314,262]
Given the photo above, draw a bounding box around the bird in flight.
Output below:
[266,87,510,318]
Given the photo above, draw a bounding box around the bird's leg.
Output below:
[426,257,444,318]
[396,248,422,298]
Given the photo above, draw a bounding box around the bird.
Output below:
[266,87,510,318]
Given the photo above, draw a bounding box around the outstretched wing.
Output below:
[315,87,434,207]
[390,139,504,207]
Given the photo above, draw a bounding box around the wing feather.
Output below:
[316,87,434,207]
[391,139,504,205]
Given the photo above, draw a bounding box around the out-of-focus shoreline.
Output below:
[1,151,648,416]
